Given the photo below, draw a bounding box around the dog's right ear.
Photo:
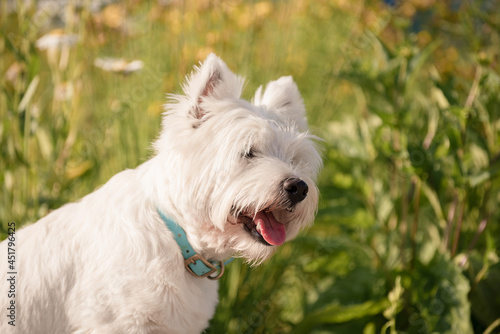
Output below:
[183,53,244,120]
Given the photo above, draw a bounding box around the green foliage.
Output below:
[1,0,500,333]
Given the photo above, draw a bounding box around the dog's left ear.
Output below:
[183,53,244,120]
[253,76,308,131]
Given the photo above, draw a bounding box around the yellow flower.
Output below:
[254,1,272,19]
[102,4,126,29]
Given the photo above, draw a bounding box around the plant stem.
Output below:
[410,177,421,269]
[443,195,458,251]
[451,198,466,257]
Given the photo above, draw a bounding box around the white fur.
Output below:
[0,54,322,333]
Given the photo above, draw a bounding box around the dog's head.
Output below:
[155,54,322,263]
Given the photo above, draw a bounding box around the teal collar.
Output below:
[157,209,233,280]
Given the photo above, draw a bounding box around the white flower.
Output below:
[35,30,78,50]
[94,57,144,74]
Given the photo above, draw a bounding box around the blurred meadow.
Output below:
[1,0,500,333]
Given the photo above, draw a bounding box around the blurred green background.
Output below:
[1,0,500,333]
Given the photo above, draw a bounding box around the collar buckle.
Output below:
[158,208,230,280]
[184,254,225,280]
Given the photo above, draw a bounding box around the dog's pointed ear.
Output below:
[183,53,244,120]
[253,76,308,131]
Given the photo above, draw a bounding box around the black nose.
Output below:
[283,177,308,205]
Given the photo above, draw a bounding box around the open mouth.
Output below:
[237,210,286,246]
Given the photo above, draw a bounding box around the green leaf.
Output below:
[468,165,500,187]
[294,299,389,333]
[408,252,473,334]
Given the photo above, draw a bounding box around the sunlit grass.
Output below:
[1,0,499,333]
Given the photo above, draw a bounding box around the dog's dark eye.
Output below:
[243,148,255,159]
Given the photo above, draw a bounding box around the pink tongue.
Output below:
[254,211,286,246]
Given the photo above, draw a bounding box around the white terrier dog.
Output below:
[0,54,322,333]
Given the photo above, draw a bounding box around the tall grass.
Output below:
[1,1,499,333]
